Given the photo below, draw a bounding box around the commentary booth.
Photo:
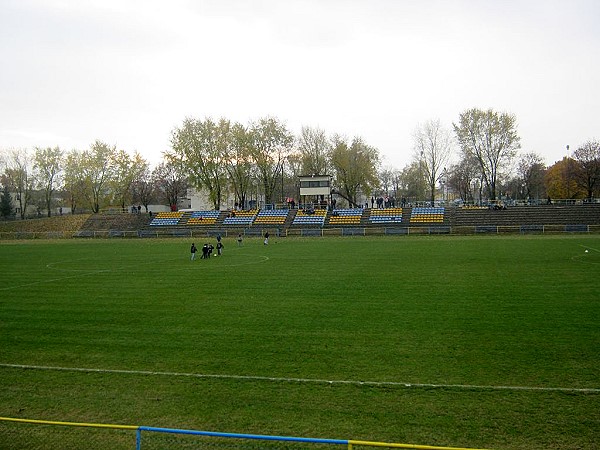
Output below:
[299,175,332,209]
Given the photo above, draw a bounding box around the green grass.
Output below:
[1,235,599,449]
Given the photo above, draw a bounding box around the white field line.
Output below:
[0,269,111,291]
[0,255,172,292]
[572,245,600,264]
[1,363,598,394]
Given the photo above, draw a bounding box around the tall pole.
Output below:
[566,144,571,202]
[281,159,284,208]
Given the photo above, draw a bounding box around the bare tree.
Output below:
[249,117,294,206]
[397,161,426,205]
[414,119,452,204]
[330,135,380,207]
[297,126,331,175]
[391,169,402,200]
[224,122,254,209]
[169,117,230,209]
[454,108,520,200]
[33,146,63,217]
[63,150,87,214]
[131,163,155,213]
[517,152,546,201]
[378,167,395,197]
[152,161,188,211]
[447,155,480,203]
[4,149,36,219]
[111,150,149,212]
[81,141,117,213]
[573,140,600,200]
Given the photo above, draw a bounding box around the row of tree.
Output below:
[1,108,599,219]
[165,110,599,209]
[409,109,599,205]
[167,116,380,209]
[0,142,187,219]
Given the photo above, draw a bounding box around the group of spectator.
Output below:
[371,196,403,208]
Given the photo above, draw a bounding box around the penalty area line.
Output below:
[1,363,598,394]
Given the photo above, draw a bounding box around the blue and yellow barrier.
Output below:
[0,417,490,450]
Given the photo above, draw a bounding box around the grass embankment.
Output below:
[0,214,91,233]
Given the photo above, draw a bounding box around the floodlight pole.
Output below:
[281,159,285,208]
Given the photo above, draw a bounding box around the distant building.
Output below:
[185,187,238,211]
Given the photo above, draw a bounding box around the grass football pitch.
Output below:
[0,235,599,449]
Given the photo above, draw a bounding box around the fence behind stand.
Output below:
[0,224,599,241]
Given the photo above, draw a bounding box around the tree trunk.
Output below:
[332,189,360,208]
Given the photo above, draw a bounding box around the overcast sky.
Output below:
[1,0,598,170]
